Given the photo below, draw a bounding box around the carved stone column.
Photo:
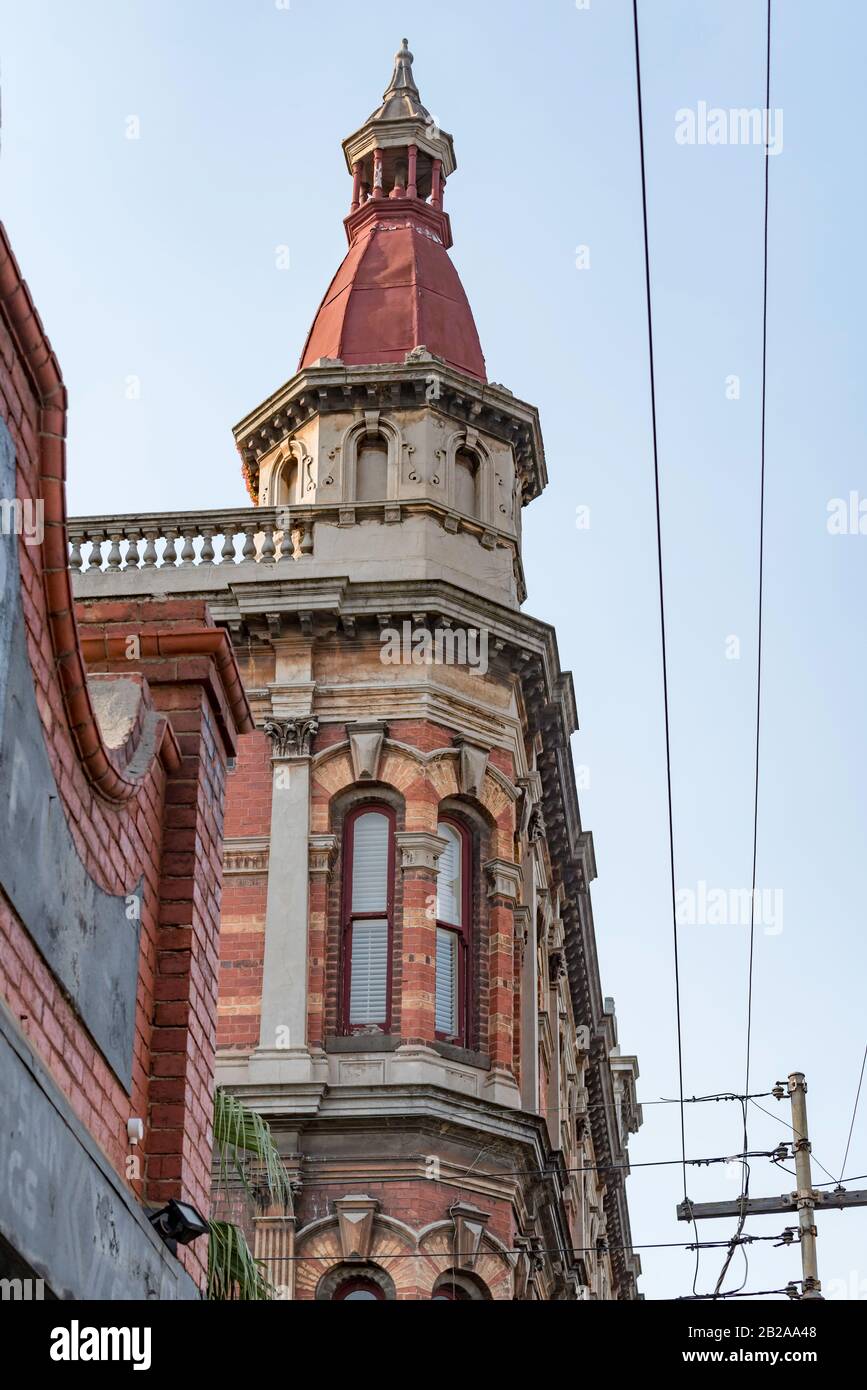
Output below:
[255,717,318,1075]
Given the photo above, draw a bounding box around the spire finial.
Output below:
[384,36,419,100]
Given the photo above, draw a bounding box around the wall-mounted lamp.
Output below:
[148,1199,209,1256]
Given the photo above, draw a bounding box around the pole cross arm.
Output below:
[677,1188,867,1222]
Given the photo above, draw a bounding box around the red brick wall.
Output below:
[217,728,271,1049]
[217,713,520,1062]
[0,226,251,1290]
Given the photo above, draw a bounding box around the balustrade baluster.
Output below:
[260,525,276,564]
[162,532,179,567]
[141,531,158,568]
[106,531,122,571]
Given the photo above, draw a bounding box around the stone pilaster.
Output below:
[395,831,448,1041]
[483,858,523,1107]
[253,1204,297,1300]
[307,834,337,1048]
[255,717,318,1072]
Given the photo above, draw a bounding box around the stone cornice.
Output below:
[232,359,547,504]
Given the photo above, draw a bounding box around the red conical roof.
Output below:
[299,207,486,382]
[299,40,486,383]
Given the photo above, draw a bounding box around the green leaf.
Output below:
[207,1219,274,1301]
[212,1086,291,1212]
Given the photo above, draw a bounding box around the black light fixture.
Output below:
[148,1199,209,1255]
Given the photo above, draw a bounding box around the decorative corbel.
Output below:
[517,771,542,839]
[453,737,490,799]
[451,1203,490,1271]
[333,1195,379,1262]
[346,720,388,781]
[512,904,532,958]
[527,804,547,844]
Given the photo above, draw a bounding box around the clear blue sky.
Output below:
[3,0,865,1300]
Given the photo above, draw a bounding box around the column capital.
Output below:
[308,834,338,876]
[512,904,532,954]
[395,830,449,873]
[485,857,523,902]
[263,716,319,762]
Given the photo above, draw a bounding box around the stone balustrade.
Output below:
[67,506,314,573]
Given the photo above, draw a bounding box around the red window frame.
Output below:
[340,802,396,1034]
[435,816,472,1046]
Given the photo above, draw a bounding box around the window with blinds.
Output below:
[351,812,389,912]
[349,919,389,1024]
[435,819,468,1041]
[435,927,458,1036]
[436,823,462,925]
[345,808,392,1029]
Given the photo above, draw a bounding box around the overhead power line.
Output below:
[712,0,774,1303]
[630,0,687,1211]
[749,1096,838,1185]
[837,1040,867,1184]
[261,1232,792,1264]
[285,1147,785,1187]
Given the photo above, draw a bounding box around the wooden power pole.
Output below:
[677,1071,867,1300]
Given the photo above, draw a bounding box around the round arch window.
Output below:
[431,1270,490,1301]
[333,1277,385,1301]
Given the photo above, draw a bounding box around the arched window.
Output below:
[316,1262,396,1301]
[342,805,395,1032]
[431,1270,490,1300]
[333,1278,385,1301]
[454,447,480,518]
[435,818,471,1043]
[356,436,389,502]
[273,455,298,506]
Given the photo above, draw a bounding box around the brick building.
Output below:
[0,225,252,1298]
[71,41,642,1300]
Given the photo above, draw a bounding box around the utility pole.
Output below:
[677,1071,867,1300]
[788,1072,821,1299]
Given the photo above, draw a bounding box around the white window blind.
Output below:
[436,822,462,925]
[435,928,458,1036]
[349,919,389,1024]
[351,811,389,912]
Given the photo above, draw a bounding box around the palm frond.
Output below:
[207,1219,274,1301]
[212,1086,291,1212]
